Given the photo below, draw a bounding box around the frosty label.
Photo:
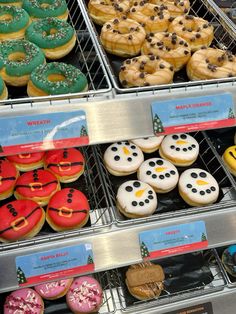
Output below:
[0,110,89,156]
[152,93,235,135]
[139,221,208,260]
[16,243,94,286]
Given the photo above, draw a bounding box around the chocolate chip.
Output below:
[120,66,126,71]
[186,15,194,20]
[179,1,184,6]
[170,66,174,71]
[203,24,208,28]
[182,27,186,31]
[140,72,145,78]
[159,64,165,69]
[122,15,127,19]
[131,7,136,12]
[187,28,192,32]
[147,37,152,42]
[126,59,131,64]
[169,17,174,22]
[228,73,233,77]
[122,80,127,86]
[155,55,160,60]
[179,40,184,45]
[196,33,201,38]
[128,35,133,40]
[113,18,119,24]
[106,24,111,29]
[190,37,195,42]
[184,42,188,47]
[140,64,145,70]
[144,82,150,86]
[205,58,209,63]
[179,21,183,25]
[184,8,188,13]
[150,16,155,20]
[184,50,189,55]
[149,55,155,60]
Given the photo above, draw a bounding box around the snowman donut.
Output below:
[159,133,199,166]
[137,158,179,193]
[104,141,144,176]
[178,168,219,207]
[116,180,157,218]
[130,136,165,153]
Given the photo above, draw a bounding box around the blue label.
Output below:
[16,243,94,286]
[152,93,235,134]
[139,221,208,259]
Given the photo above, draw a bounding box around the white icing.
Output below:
[178,168,219,205]
[9,291,39,313]
[137,158,179,192]
[117,180,157,215]
[160,133,199,162]
[69,281,99,308]
[104,141,144,173]
[130,136,164,151]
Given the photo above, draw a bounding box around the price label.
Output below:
[0,110,89,156]
[139,221,208,260]
[152,93,235,135]
[16,243,94,286]
[165,302,213,314]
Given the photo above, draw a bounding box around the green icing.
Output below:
[0,0,21,3]
[0,6,29,33]
[22,0,67,19]
[0,39,45,76]
[30,62,88,95]
[25,17,74,49]
[0,75,4,94]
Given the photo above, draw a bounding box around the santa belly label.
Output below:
[15,243,94,286]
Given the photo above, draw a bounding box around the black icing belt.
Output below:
[47,162,83,167]
[48,207,88,214]
[0,177,16,181]
[0,206,41,235]
[15,180,58,189]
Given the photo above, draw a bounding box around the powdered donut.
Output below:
[34,278,73,300]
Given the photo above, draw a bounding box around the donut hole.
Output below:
[8,52,26,63]
[0,14,13,22]
[118,26,132,34]
[141,65,156,74]
[42,28,58,37]
[47,73,66,82]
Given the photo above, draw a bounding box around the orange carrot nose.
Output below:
[155,167,167,172]
[135,189,146,197]
[123,146,130,155]
[196,180,208,185]
[176,140,187,145]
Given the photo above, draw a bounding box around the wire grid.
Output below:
[82,0,236,93]
[0,145,112,252]
[95,132,236,227]
[113,250,226,312]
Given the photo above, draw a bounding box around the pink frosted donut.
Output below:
[66,276,103,314]
[4,288,44,314]
[34,278,73,300]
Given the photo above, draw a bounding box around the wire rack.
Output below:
[209,0,236,29]
[112,249,226,312]
[0,0,111,107]
[0,145,112,252]
[80,0,236,93]
[95,132,236,227]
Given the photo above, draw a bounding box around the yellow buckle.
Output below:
[11,217,28,231]
[59,162,71,172]
[0,176,2,186]
[59,207,72,218]
[29,182,42,191]
[19,153,31,159]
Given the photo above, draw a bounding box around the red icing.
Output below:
[0,199,44,241]
[45,148,84,177]
[46,188,89,228]
[0,159,18,194]
[7,152,45,165]
[15,169,59,198]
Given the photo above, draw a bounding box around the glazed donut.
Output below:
[128,2,170,33]
[22,0,68,20]
[0,75,7,99]
[141,32,191,71]
[0,40,45,86]
[0,0,22,6]
[187,48,236,80]
[100,17,146,57]
[168,15,214,51]
[119,54,174,87]
[25,17,76,60]
[88,0,130,26]
[27,62,88,97]
[0,5,30,41]
[149,0,190,17]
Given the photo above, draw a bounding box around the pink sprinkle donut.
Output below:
[66,276,103,314]
[34,278,73,300]
[4,288,44,314]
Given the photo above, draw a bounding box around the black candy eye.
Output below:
[170,145,175,149]
[206,189,211,194]
[199,172,206,178]
[200,191,205,195]
[146,171,151,175]
[172,135,178,140]
[111,147,117,151]
[187,184,192,188]
[131,145,136,149]
[211,186,216,191]
[192,144,196,148]
[149,161,155,167]
[145,199,149,203]
[165,173,170,177]
[117,142,122,145]
[192,188,197,193]
[148,195,154,199]
[188,147,192,150]
[180,134,187,139]
[114,156,120,161]
[191,172,198,178]
[125,141,129,145]
[156,159,163,165]
[159,175,164,179]
[125,186,133,192]
[170,170,176,175]
[127,157,132,162]
[133,181,140,188]
[133,153,138,156]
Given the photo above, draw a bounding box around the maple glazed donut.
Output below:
[128,2,170,33]
[0,199,45,242]
[22,0,68,20]
[149,0,190,17]
[119,54,174,87]
[0,159,18,200]
[0,40,45,86]
[141,32,191,71]
[7,151,45,171]
[100,17,146,57]
[88,0,130,26]
[187,48,236,81]
[44,147,85,183]
[34,278,73,300]
[0,5,30,41]
[4,288,44,314]
[25,17,76,60]
[46,188,90,231]
[14,169,60,206]
[168,15,214,51]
